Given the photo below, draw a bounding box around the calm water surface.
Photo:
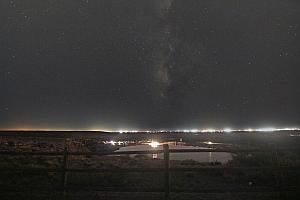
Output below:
[116,143,232,163]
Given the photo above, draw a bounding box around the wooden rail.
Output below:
[1,147,299,156]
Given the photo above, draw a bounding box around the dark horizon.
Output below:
[1,0,299,131]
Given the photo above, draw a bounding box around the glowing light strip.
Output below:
[114,127,300,134]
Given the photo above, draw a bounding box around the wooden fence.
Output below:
[0,137,300,199]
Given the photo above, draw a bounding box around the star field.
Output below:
[0,0,299,130]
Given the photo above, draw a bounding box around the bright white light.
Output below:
[277,127,300,131]
[201,129,217,133]
[112,127,299,134]
[224,128,232,133]
[109,140,116,145]
[257,128,276,132]
[149,141,160,148]
[204,141,213,145]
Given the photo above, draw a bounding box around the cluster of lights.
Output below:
[117,130,167,133]
[105,140,161,148]
[114,127,300,134]
[177,127,300,133]
[104,140,126,146]
[203,141,222,145]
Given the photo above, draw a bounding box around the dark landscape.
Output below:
[1,130,300,199]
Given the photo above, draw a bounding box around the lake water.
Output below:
[116,143,233,163]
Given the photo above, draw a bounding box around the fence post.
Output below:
[274,147,286,199]
[164,144,170,199]
[62,146,68,196]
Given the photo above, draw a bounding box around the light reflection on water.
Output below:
[115,143,232,163]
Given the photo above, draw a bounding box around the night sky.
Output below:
[1,0,299,131]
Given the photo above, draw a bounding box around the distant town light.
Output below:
[256,127,276,132]
[201,129,217,133]
[111,127,300,133]
[224,128,232,133]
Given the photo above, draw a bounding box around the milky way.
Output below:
[152,0,174,99]
[0,0,299,130]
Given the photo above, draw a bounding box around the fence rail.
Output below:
[0,166,299,173]
[1,139,300,199]
[1,147,299,156]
